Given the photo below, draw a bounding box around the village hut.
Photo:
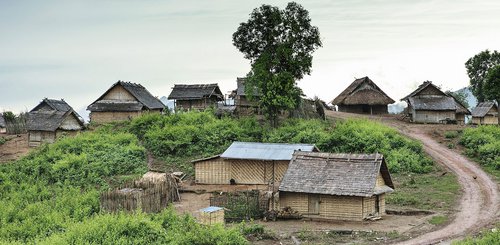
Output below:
[279,152,394,221]
[232,77,261,115]
[402,81,470,123]
[27,98,84,147]
[198,206,225,225]
[193,142,319,185]
[168,84,224,110]
[0,113,6,134]
[87,81,165,124]
[471,102,499,125]
[331,76,395,114]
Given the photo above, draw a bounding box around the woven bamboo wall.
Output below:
[195,158,231,184]
[376,173,385,187]
[484,115,499,125]
[279,192,309,213]
[231,160,265,184]
[413,110,455,123]
[362,196,376,217]
[264,161,289,183]
[90,111,141,124]
[29,131,56,147]
[319,195,363,221]
[379,194,386,214]
[102,85,136,101]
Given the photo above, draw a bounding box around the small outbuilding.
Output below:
[471,102,499,125]
[168,84,224,110]
[198,206,225,225]
[27,98,84,147]
[331,76,395,114]
[0,113,6,133]
[402,81,470,123]
[279,152,394,221]
[87,81,165,124]
[193,142,319,185]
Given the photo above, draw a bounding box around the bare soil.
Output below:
[326,111,500,244]
[0,134,31,163]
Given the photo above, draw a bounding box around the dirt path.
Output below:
[0,134,30,163]
[326,111,499,244]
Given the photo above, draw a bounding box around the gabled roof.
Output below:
[331,76,394,105]
[221,142,319,161]
[27,110,84,132]
[408,97,457,111]
[471,102,498,117]
[168,84,223,100]
[31,98,73,112]
[401,81,446,101]
[279,152,394,197]
[88,81,165,111]
[0,113,5,128]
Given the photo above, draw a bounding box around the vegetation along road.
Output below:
[327,111,499,244]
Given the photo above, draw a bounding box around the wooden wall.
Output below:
[90,111,142,124]
[194,158,289,185]
[175,98,218,111]
[60,114,83,130]
[413,110,455,123]
[28,130,56,147]
[102,85,136,101]
[473,115,498,125]
[338,105,388,114]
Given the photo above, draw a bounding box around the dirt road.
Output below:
[327,111,499,244]
[0,134,30,163]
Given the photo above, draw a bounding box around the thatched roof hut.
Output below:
[331,77,394,114]
[471,102,498,125]
[168,84,223,110]
[27,98,84,147]
[279,151,394,221]
[87,81,165,124]
[402,81,470,123]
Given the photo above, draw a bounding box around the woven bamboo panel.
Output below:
[231,160,265,184]
[279,192,308,213]
[195,159,230,184]
[362,196,376,217]
[274,161,289,182]
[102,85,136,101]
[376,173,385,187]
[90,111,141,124]
[484,116,499,124]
[319,195,363,221]
[379,194,386,214]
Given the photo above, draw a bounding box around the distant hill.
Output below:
[160,96,175,110]
[454,87,477,109]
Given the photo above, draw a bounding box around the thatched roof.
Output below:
[279,152,394,197]
[331,77,394,106]
[168,84,223,100]
[0,113,5,128]
[408,97,456,111]
[88,81,165,111]
[401,81,446,101]
[27,110,84,132]
[452,97,471,114]
[471,102,498,117]
[31,98,73,112]
[220,142,318,161]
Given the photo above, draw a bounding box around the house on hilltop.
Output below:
[402,81,471,123]
[279,152,394,221]
[471,102,498,125]
[331,77,395,114]
[27,98,84,147]
[87,81,164,124]
[193,142,319,185]
[168,84,223,110]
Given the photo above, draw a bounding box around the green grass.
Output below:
[452,224,499,245]
[295,229,402,244]
[444,131,459,139]
[386,170,460,211]
[429,215,448,225]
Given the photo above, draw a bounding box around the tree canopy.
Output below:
[465,50,500,102]
[232,2,322,126]
[483,65,500,102]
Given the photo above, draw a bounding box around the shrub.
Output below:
[444,131,459,139]
[460,126,500,170]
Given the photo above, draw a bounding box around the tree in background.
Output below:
[465,50,500,102]
[484,65,500,124]
[232,2,322,126]
[446,90,469,109]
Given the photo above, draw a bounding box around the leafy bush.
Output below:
[460,126,500,170]
[444,131,459,139]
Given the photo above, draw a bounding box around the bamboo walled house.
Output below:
[331,77,395,114]
[193,142,318,185]
[279,152,394,221]
[402,81,470,123]
[471,102,499,125]
[87,81,165,124]
[27,98,84,147]
[232,77,261,115]
[168,84,224,110]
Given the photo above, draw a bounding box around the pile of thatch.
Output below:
[100,171,180,213]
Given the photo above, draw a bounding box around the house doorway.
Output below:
[308,195,320,214]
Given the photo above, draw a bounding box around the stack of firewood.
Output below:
[276,207,302,219]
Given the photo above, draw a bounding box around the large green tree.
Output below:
[465,50,500,102]
[232,2,322,126]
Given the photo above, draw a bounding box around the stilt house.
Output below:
[402,81,470,123]
[193,142,319,185]
[87,81,165,124]
[331,77,395,114]
[168,84,223,110]
[27,98,84,147]
[279,152,394,221]
[471,102,498,125]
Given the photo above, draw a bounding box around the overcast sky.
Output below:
[1,0,499,119]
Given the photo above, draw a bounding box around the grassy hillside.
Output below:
[459,125,500,178]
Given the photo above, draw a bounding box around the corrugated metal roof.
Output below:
[200,206,223,213]
[221,142,317,161]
